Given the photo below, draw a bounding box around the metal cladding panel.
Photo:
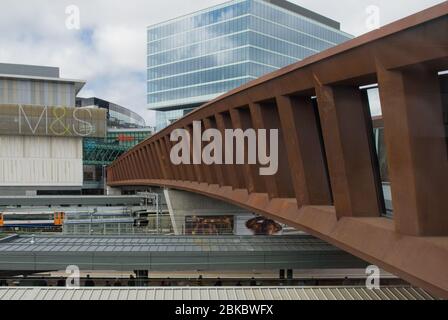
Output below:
[0,63,59,78]
[0,104,106,138]
[0,234,367,271]
[93,253,150,271]
[35,253,94,271]
[0,254,36,271]
[0,287,436,300]
[0,235,343,252]
[0,195,146,207]
[0,135,83,187]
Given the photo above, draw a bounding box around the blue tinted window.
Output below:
[148,47,250,80]
[148,0,250,41]
[147,0,352,129]
[148,78,252,103]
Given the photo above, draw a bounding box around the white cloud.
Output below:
[0,0,444,126]
[93,25,145,71]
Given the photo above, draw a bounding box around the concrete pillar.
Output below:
[163,188,252,236]
[106,186,122,196]
[134,270,149,287]
[164,188,180,235]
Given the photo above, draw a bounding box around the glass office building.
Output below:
[148,0,352,131]
[76,97,146,128]
[75,97,153,194]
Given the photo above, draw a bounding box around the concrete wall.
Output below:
[0,135,83,187]
[164,189,252,235]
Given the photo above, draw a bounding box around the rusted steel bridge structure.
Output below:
[108,3,448,298]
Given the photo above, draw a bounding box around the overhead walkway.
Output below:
[0,234,367,272]
[0,286,435,300]
[83,139,128,166]
[106,3,448,298]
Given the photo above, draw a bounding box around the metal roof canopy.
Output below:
[0,195,149,208]
[0,235,367,272]
[0,286,435,300]
[63,218,135,225]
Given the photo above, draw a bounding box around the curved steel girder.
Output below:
[108,4,448,299]
[109,179,448,299]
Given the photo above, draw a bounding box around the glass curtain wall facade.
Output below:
[148,0,352,131]
[76,97,146,128]
[75,97,152,194]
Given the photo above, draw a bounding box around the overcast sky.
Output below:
[0,0,444,126]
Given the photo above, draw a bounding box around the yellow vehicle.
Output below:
[0,211,65,230]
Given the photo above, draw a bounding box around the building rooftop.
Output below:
[148,0,341,30]
[76,97,147,127]
[263,0,340,29]
[0,63,59,78]
[107,127,154,133]
[0,286,436,300]
[0,195,149,208]
[0,234,367,271]
[0,65,86,94]
[0,234,340,253]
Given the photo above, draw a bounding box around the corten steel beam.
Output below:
[276,95,332,206]
[146,144,156,179]
[160,135,175,180]
[131,154,138,179]
[127,155,135,180]
[182,126,197,182]
[164,136,181,182]
[250,101,295,199]
[129,154,137,180]
[197,119,215,185]
[186,124,205,183]
[152,141,165,180]
[153,143,164,180]
[230,107,265,194]
[215,112,244,188]
[229,108,251,191]
[197,123,210,183]
[136,149,145,179]
[143,145,153,179]
[376,64,448,236]
[123,156,131,180]
[108,3,448,298]
[143,145,154,180]
[203,117,224,185]
[131,154,139,180]
[314,82,382,218]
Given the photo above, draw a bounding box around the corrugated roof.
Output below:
[0,195,147,207]
[0,286,435,300]
[0,235,367,272]
[0,235,339,253]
